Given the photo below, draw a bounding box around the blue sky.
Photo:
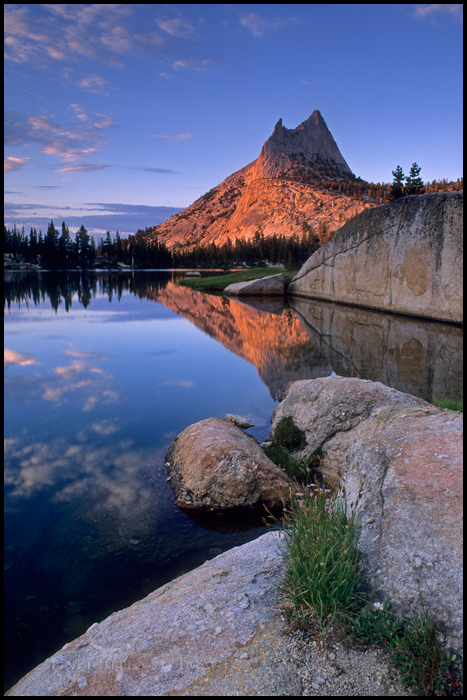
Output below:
[4,4,463,238]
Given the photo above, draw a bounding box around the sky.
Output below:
[4,4,463,239]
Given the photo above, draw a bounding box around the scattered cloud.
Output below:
[3,201,184,237]
[413,4,463,22]
[4,156,28,173]
[78,74,110,93]
[239,12,297,37]
[134,166,177,174]
[57,163,111,173]
[155,132,195,141]
[172,58,211,72]
[4,4,165,66]
[157,17,196,39]
[4,108,113,167]
[158,379,196,389]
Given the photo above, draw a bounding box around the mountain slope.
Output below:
[146,110,374,250]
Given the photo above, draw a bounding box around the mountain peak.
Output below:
[255,110,353,180]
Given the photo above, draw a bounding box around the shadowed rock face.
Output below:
[271,376,463,664]
[288,191,463,324]
[144,111,373,250]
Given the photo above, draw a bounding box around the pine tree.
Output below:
[405,162,424,195]
[388,165,405,201]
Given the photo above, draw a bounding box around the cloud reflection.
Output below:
[5,354,120,411]
[4,348,38,369]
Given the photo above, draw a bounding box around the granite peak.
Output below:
[146,111,372,251]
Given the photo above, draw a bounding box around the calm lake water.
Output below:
[4,269,463,690]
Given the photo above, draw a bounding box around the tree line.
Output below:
[4,220,320,270]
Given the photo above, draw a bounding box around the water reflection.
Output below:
[3,270,462,690]
[155,282,463,404]
[4,269,175,312]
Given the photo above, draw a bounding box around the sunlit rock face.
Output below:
[145,111,373,250]
[288,191,463,324]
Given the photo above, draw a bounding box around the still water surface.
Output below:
[4,270,463,689]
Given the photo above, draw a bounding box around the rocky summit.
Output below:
[145,110,373,251]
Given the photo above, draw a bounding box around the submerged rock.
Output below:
[271,376,463,664]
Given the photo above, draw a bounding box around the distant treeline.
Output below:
[4,221,320,269]
[4,174,462,269]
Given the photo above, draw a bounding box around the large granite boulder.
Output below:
[271,376,463,663]
[288,191,463,324]
[223,273,284,297]
[6,532,303,696]
[165,417,294,524]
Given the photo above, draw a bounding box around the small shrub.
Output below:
[351,601,458,696]
[263,443,308,479]
[273,415,306,452]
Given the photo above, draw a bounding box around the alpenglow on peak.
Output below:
[254,109,353,179]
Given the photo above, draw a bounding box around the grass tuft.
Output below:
[274,469,460,695]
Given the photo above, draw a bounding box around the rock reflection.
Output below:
[155,283,463,404]
[289,298,463,403]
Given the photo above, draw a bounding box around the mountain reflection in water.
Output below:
[156,280,463,404]
[3,270,462,691]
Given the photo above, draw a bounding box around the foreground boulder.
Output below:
[223,273,284,297]
[165,417,294,522]
[6,532,303,696]
[271,376,463,664]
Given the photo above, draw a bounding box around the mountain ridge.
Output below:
[146,110,374,251]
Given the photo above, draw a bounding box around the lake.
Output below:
[4,269,463,690]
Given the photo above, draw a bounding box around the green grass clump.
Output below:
[263,443,308,479]
[279,483,460,695]
[432,397,463,413]
[351,601,458,695]
[179,267,298,291]
[280,483,362,632]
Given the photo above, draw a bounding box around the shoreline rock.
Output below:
[288,192,463,324]
[271,376,463,665]
[7,378,463,694]
[223,273,285,297]
[164,417,294,524]
[6,532,303,697]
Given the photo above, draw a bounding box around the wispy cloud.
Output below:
[57,163,111,174]
[78,75,110,93]
[155,132,195,141]
[4,349,38,369]
[157,17,196,39]
[413,4,463,22]
[4,156,28,173]
[3,201,184,237]
[4,108,113,168]
[239,12,297,37]
[171,58,211,72]
[4,4,165,66]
